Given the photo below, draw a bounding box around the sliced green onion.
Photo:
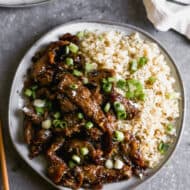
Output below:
[113,101,125,112]
[158,141,169,154]
[129,60,138,73]
[65,46,70,55]
[53,120,67,128]
[32,91,36,99]
[33,99,46,108]
[102,81,112,93]
[46,101,52,110]
[138,93,146,101]
[80,147,89,156]
[125,91,135,99]
[117,110,127,120]
[107,77,115,83]
[85,121,94,129]
[70,84,78,90]
[73,69,82,77]
[69,160,76,168]
[42,119,52,129]
[82,77,88,84]
[53,112,61,119]
[147,76,157,85]
[69,43,79,54]
[77,112,84,119]
[66,57,74,66]
[167,123,174,132]
[35,107,44,115]
[24,89,33,97]
[85,63,95,72]
[98,35,103,41]
[104,102,111,113]
[76,31,84,39]
[72,155,81,164]
[117,79,127,90]
[138,56,148,68]
[165,92,177,99]
[31,85,38,90]
[114,131,125,142]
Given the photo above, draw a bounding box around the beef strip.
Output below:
[23,118,34,145]
[59,33,79,45]
[110,91,140,120]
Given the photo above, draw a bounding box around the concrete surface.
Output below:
[0,0,189,189]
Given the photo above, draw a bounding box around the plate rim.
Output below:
[0,0,53,8]
[8,19,186,190]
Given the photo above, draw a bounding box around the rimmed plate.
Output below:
[8,20,185,190]
[0,0,52,8]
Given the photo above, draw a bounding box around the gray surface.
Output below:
[0,0,189,190]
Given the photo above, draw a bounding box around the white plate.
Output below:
[8,20,185,190]
[0,0,51,7]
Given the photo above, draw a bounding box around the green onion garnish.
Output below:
[147,76,157,85]
[104,102,111,113]
[167,123,174,132]
[53,120,67,128]
[158,141,169,154]
[68,160,76,168]
[138,56,148,68]
[77,112,84,119]
[129,60,138,73]
[117,110,127,120]
[76,31,84,39]
[73,69,82,77]
[35,107,44,115]
[24,89,33,97]
[66,57,74,66]
[85,63,95,73]
[80,147,89,156]
[65,46,70,55]
[102,82,112,93]
[31,85,38,90]
[70,84,78,90]
[85,121,94,129]
[107,77,115,83]
[114,131,125,142]
[72,155,81,164]
[69,43,79,53]
[117,79,127,90]
[53,112,61,119]
[82,77,89,84]
[113,101,125,112]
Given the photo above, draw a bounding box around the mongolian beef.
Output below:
[22,31,180,189]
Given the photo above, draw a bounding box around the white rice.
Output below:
[79,31,180,168]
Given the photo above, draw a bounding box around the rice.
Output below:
[79,31,180,167]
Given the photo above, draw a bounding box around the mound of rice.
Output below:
[79,31,180,167]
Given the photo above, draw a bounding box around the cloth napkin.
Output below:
[143,0,190,39]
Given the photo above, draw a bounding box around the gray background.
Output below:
[0,0,189,189]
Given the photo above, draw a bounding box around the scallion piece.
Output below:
[66,57,74,66]
[138,56,148,68]
[35,107,44,115]
[65,46,70,55]
[129,60,138,73]
[104,102,111,113]
[53,112,61,119]
[158,141,169,154]
[72,155,81,164]
[85,121,94,129]
[80,147,89,156]
[107,77,115,83]
[113,101,125,112]
[76,31,84,39]
[82,77,88,84]
[114,131,125,142]
[73,69,82,77]
[70,84,78,90]
[53,119,67,128]
[69,160,76,168]
[77,112,84,119]
[31,85,38,90]
[24,89,32,97]
[147,76,157,85]
[85,63,95,72]
[167,123,174,132]
[117,110,127,120]
[69,43,79,53]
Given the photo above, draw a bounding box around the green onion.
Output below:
[82,77,88,84]
[70,84,78,90]
[80,147,89,156]
[117,79,127,90]
[24,89,32,97]
[65,46,70,55]
[85,121,94,129]
[107,77,115,83]
[69,43,79,53]
[31,85,38,90]
[98,35,103,41]
[117,111,127,120]
[77,112,84,119]
[53,112,61,119]
[138,93,146,101]
[129,60,138,73]
[125,91,135,99]
[32,91,36,99]
[72,155,81,164]
[138,56,148,68]
[66,57,74,66]
[35,107,44,115]
[53,120,67,128]
[147,76,157,85]
[73,69,82,77]
[76,31,84,39]
[158,141,169,154]
[167,123,174,132]
[113,101,125,112]
[102,82,112,93]
[46,101,52,110]
[114,131,125,142]
[104,102,111,113]
[42,119,52,129]
[68,160,76,168]
[85,63,95,73]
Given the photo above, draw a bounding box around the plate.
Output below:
[8,20,185,190]
[0,0,52,7]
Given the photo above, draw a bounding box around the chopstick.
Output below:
[0,119,10,190]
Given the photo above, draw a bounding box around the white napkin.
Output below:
[143,0,190,39]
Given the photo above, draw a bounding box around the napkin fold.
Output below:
[143,0,190,39]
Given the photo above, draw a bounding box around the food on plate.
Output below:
[22,31,180,189]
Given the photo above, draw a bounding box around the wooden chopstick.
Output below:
[0,120,10,190]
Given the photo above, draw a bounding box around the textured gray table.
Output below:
[0,0,189,190]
